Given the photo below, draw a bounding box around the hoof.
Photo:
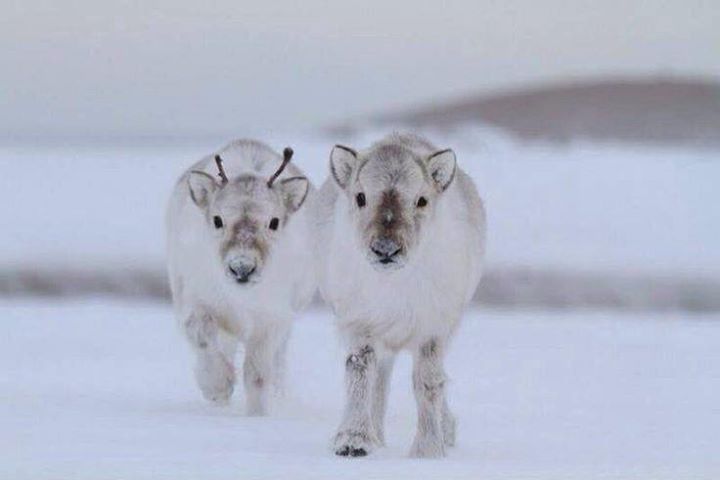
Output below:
[333,430,375,458]
[196,354,235,404]
[335,445,367,457]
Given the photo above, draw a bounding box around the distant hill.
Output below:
[374,78,720,147]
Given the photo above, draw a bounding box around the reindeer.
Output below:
[314,133,486,457]
[166,139,316,415]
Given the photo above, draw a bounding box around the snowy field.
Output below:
[2,126,719,277]
[1,299,718,479]
[1,127,718,476]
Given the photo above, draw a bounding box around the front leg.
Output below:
[272,327,291,399]
[371,353,395,446]
[410,338,448,458]
[183,309,236,404]
[333,341,380,457]
[243,329,276,416]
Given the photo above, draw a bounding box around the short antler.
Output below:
[214,155,229,185]
[267,147,293,188]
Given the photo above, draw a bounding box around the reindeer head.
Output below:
[187,148,309,285]
[329,142,456,271]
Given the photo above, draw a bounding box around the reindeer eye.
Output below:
[356,192,366,208]
[213,216,223,229]
[417,196,428,208]
[269,217,280,230]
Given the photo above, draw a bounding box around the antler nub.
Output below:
[214,155,229,185]
[267,147,294,188]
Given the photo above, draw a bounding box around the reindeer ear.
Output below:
[278,176,310,213]
[427,149,457,192]
[330,145,358,189]
[187,171,217,208]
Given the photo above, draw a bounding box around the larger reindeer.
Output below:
[166,140,315,414]
[314,133,486,457]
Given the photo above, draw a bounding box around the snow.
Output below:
[2,126,719,278]
[2,127,718,473]
[2,299,718,479]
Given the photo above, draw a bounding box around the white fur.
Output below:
[166,139,316,414]
[314,133,486,457]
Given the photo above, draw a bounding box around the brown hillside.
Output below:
[379,78,720,146]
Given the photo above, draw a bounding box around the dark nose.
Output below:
[370,237,402,263]
[228,262,256,283]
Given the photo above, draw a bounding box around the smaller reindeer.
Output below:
[166,140,316,415]
[314,133,486,457]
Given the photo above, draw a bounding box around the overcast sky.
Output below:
[2,0,719,138]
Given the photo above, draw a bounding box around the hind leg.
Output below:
[183,309,237,404]
[442,396,457,447]
[371,352,395,446]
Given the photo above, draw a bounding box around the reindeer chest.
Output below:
[324,251,462,346]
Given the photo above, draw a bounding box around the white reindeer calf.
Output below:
[166,140,316,415]
[314,133,486,457]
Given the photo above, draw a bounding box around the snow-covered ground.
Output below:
[2,128,717,475]
[2,299,718,479]
[2,126,719,277]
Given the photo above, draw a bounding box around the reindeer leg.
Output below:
[183,310,236,404]
[333,339,380,457]
[442,396,457,447]
[371,352,395,446]
[409,338,447,458]
[271,326,291,399]
[243,328,276,416]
